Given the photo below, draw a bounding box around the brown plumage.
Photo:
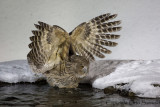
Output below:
[27,13,122,88]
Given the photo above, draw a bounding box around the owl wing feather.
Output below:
[27,21,70,73]
[70,13,121,61]
[27,13,121,73]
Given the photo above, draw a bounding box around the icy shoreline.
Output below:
[0,59,160,98]
[93,59,160,98]
[0,60,44,83]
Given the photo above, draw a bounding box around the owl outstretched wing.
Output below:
[70,13,121,61]
[27,21,70,73]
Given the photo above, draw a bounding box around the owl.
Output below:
[27,13,121,88]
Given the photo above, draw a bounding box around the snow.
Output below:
[0,59,160,98]
[0,60,44,83]
[92,59,160,98]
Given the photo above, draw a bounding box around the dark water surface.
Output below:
[0,83,160,107]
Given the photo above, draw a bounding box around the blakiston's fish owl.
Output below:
[27,13,121,88]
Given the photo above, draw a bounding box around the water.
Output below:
[0,83,160,107]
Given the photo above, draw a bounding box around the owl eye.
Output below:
[79,64,84,68]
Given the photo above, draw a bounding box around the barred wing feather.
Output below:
[70,13,121,61]
[27,21,70,73]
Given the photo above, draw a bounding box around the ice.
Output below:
[0,60,44,83]
[92,59,160,98]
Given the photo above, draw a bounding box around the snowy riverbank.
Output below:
[92,60,160,98]
[0,60,44,83]
[0,59,160,98]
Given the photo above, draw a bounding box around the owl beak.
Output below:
[83,66,88,73]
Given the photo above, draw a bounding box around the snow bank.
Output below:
[0,60,44,83]
[93,59,160,98]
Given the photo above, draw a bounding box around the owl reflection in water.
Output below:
[27,13,121,88]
